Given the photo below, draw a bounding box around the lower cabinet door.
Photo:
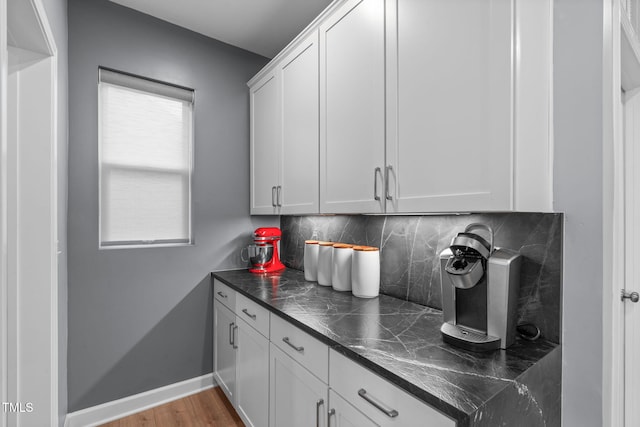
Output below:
[269,343,328,427]
[328,390,378,427]
[236,317,270,427]
[213,299,237,404]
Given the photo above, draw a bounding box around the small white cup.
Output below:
[352,246,380,298]
[317,242,335,286]
[304,240,320,281]
[331,243,354,292]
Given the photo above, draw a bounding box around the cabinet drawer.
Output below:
[214,279,236,310]
[329,349,456,427]
[235,293,270,338]
[270,314,329,383]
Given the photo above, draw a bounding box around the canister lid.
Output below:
[318,241,335,246]
[332,243,353,249]
[353,246,379,251]
[305,240,319,244]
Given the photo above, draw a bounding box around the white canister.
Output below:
[351,246,380,298]
[331,243,354,292]
[304,240,320,281]
[317,242,335,286]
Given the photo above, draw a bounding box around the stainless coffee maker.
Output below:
[439,224,521,351]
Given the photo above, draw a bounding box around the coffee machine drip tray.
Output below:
[440,322,501,352]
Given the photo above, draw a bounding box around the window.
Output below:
[98,68,194,248]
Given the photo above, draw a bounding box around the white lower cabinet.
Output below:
[270,343,328,427]
[329,349,456,427]
[214,280,455,426]
[328,390,378,427]
[236,317,270,427]
[213,280,270,427]
[213,298,236,404]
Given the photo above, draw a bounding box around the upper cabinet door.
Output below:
[280,32,320,214]
[385,0,513,212]
[320,0,386,213]
[250,72,281,215]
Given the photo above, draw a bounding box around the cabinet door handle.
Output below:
[232,325,238,349]
[229,322,234,346]
[242,308,257,320]
[271,186,277,207]
[357,388,399,418]
[316,399,324,427]
[374,167,381,201]
[217,291,227,299]
[385,165,393,201]
[282,336,304,352]
[277,185,282,207]
[327,408,335,426]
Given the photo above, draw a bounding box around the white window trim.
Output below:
[97,67,195,249]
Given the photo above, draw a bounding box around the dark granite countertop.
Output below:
[212,268,558,425]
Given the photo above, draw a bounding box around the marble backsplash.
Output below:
[280,213,563,344]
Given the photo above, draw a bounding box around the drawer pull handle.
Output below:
[232,325,238,349]
[282,336,304,352]
[229,322,234,346]
[385,165,393,201]
[374,167,381,201]
[242,308,257,320]
[316,399,324,427]
[217,291,227,299]
[358,388,399,418]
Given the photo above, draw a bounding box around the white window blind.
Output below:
[98,68,194,248]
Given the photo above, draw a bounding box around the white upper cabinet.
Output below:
[280,32,320,214]
[319,0,386,213]
[248,0,553,214]
[385,0,512,212]
[250,71,281,215]
[249,32,320,215]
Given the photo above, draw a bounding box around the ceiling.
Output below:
[109,0,333,58]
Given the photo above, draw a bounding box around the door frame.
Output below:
[1,0,58,425]
[606,0,640,425]
[0,0,7,423]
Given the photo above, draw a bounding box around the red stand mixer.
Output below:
[246,227,286,274]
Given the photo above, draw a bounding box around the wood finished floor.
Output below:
[98,387,244,427]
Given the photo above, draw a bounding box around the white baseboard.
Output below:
[64,373,216,427]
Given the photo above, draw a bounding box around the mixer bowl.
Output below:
[248,244,274,267]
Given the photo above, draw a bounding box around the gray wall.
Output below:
[39,0,68,424]
[554,0,603,425]
[68,0,275,411]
